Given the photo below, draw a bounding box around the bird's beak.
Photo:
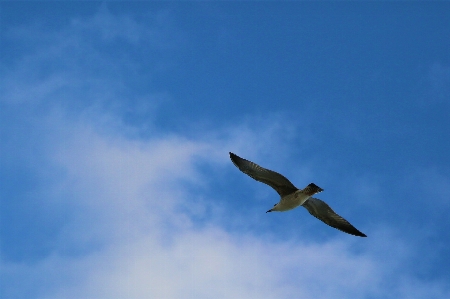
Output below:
[266,209,272,213]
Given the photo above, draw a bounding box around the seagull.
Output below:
[230,152,366,237]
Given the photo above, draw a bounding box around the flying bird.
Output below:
[229,152,366,237]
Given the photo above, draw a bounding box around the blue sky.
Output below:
[1,2,450,298]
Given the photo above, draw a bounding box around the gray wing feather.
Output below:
[303,197,367,237]
[230,152,298,197]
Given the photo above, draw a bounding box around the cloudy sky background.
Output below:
[1,2,450,298]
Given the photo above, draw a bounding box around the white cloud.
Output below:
[2,107,449,299]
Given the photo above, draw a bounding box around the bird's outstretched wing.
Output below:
[302,197,367,237]
[230,152,298,197]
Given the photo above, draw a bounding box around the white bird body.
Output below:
[270,188,319,212]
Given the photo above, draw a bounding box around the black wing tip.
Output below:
[229,152,239,163]
[229,152,245,170]
[351,232,367,237]
[230,152,249,164]
[348,229,367,237]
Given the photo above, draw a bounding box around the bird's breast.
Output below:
[277,190,310,211]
